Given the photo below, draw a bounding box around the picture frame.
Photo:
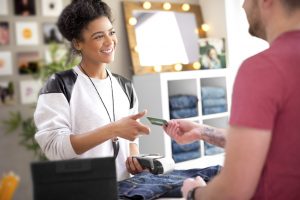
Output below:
[42,23,63,44]
[0,0,9,15]
[0,81,16,106]
[15,22,39,45]
[41,0,63,17]
[20,79,42,104]
[17,52,40,75]
[0,22,9,45]
[198,38,226,69]
[14,0,36,16]
[0,51,13,76]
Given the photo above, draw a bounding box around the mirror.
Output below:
[123,2,206,75]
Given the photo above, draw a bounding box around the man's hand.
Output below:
[181,176,206,199]
[163,119,201,144]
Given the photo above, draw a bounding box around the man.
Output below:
[163,0,300,199]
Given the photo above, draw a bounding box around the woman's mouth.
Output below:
[100,48,113,54]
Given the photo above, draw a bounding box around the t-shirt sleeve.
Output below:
[229,55,283,130]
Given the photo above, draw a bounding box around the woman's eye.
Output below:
[95,35,104,39]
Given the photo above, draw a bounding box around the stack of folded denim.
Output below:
[169,95,198,119]
[172,140,200,163]
[201,86,227,115]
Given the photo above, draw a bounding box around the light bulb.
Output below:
[201,23,210,32]
[143,1,151,9]
[182,3,190,11]
[163,2,172,10]
[174,64,183,71]
[129,17,137,26]
[193,62,201,69]
[154,65,162,72]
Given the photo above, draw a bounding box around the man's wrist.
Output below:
[187,186,200,200]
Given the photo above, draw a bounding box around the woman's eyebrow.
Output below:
[91,27,114,37]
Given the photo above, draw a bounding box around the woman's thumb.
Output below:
[130,110,147,120]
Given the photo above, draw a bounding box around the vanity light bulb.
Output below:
[174,64,183,71]
[193,62,201,69]
[154,65,162,72]
[134,46,139,53]
[182,3,190,11]
[143,1,152,9]
[201,23,210,32]
[129,17,137,26]
[163,2,172,10]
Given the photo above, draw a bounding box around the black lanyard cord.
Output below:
[79,64,119,158]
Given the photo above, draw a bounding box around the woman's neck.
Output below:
[80,61,108,79]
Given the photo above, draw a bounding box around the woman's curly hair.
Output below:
[57,0,112,54]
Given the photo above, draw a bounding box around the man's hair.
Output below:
[280,0,300,12]
[57,0,112,42]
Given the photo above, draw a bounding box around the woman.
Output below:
[34,0,150,181]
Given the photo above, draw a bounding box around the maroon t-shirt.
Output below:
[230,31,300,200]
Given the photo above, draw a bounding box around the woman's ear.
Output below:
[72,39,81,51]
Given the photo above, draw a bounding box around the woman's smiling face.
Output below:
[77,16,118,64]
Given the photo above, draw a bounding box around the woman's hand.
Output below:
[126,156,144,175]
[114,110,150,141]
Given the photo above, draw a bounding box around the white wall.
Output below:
[199,0,268,110]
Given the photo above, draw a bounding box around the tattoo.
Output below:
[202,127,226,148]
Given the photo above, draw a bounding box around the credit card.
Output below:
[146,117,168,126]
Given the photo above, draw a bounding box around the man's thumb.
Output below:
[130,110,147,120]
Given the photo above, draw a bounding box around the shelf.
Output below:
[175,153,225,170]
[202,112,229,120]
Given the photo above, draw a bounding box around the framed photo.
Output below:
[17,52,40,75]
[0,81,16,106]
[0,51,13,76]
[0,22,9,45]
[0,0,9,15]
[20,79,42,104]
[14,0,36,16]
[41,0,63,17]
[199,38,226,69]
[42,23,63,44]
[16,22,39,45]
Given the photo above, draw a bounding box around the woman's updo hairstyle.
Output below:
[57,0,112,54]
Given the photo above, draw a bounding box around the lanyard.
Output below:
[79,64,119,158]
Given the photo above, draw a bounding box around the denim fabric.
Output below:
[118,165,222,200]
[172,140,200,154]
[170,108,198,119]
[201,87,225,99]
[202,98,227,107]
[204,142,224,156]
[172,150,200,163]
[203,105,227,115]
[169,95,198,110]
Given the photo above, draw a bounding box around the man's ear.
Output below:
[72,39,81,51]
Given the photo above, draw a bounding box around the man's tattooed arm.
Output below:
[200,126,226,148]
